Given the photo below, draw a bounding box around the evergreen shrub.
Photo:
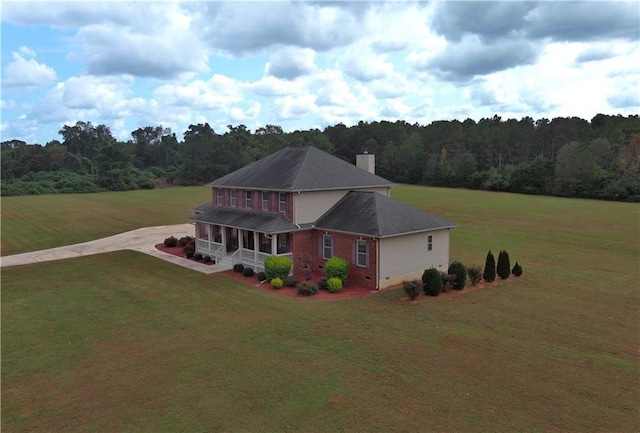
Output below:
[257,271,267,282]
[243,268,254,277]
[512,262,523,276]
[264,256,292,281]
[403,280,422,300]
[271,277,283,289]
[483,250,496,282]
[178,236,193,247]
[327,277,343,293]
[448,261,468,290]
[194,253,203,261]
[317,279,329,290]
[422,268,443,296]
[185,250,194,259]
[233,263,245,273]
[325,256,349,284]
[497,250,511,279]
[203,255,212,263]
[297,281,318,296]
[164,236,178,247]
[284,275,299,287]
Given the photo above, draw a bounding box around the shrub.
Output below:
[512,262,523,276]
[325,256,349,284]
[185,250,194,259]
[468,265,482,286]
[483,250,496,282]
[194,253,203,261]
[183,246,194,256]
[422,268,443,296]
[203,256,212,263]
[441,272,456,293]
[178,236,193,247]
[402,280,422,300]
[164,236,178,247]
[243,267,254,277]
[257,271,267,282]
[271,277,284,289]
[297,281,318,296]
[327,277,343,293]
[233,263,245,273]
[448,261,468,290]
[497,250,511,279]
[264,256,292,281]
[317,279,329,291]
[284,275,299,287]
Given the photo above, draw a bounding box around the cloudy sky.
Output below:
[1,0,639,144]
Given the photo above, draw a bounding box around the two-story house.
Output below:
[188,146,455,290]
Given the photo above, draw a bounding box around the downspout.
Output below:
[375,237,380,290]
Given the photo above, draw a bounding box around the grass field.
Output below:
[2,186,639,432]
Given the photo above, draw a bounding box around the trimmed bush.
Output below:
[483,250,496,282]
[403,280,422,300]
[203,255,212,263]
[448,261,468,290]
[468,265,482,286]
[233,263,245,273]
[194,253,203,261]
[422,268,443,296]
[243,267,254,277]
[185,250,194,259]
[284,275,300,287]
[257,271,267,282]
[512,262,523,276]
[297,281,318,296]
[178,236,193,247]
[327,277,343,293]
[497,250,511,279]
[325,256,349,284]
[271,277,283,289]
[164,236,178,247]
[317,279,329,291]
[264,256,292,281]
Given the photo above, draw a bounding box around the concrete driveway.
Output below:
[0,224,230,274]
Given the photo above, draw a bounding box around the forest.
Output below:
[2,114,639,202]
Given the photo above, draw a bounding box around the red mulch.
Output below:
[155,243,377,299]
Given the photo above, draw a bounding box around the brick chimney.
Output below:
[356,151,375,174]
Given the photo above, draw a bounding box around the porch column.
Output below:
[271,234,278,255]
[221,226,226,253]
[206,224,212,254]
[253,231,259,264]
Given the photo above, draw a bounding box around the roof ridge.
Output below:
[290,146,311,190]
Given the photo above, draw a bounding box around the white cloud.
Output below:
[2,47,56,88]
[153,74,244,110]
[266,47,317,80]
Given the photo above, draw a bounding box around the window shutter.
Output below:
[352,240,357,264]
[318,235,323,258]
[365,241,370,268]
[330,236,334,258]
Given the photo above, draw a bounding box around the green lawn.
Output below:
[2,186,639,432]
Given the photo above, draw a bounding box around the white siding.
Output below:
[378,229,450,290]
[293,187,390,224]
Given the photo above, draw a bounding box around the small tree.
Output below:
[422,268,443,296]
[512,262,523,276]
[497,250,511,279]
[325,256,349,284]
[483,250,496,282]
[468,265,482,286]
[448,261,468,290]
[264,255,292,281]
[403,280,422,300]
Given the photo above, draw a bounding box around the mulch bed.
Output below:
[154,243,216,265]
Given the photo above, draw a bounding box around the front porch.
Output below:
[193,223,292,272]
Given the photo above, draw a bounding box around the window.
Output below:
[323,235,333,259]
[216,189,224,206]
[427,235,433,251]
[262,191,270,210]
[230,189,237,207]
[279,192,287,212]
[245,191,253,208]
[357,240,368,267]
[277,234,288,254]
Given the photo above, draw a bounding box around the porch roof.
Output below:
[188,206,298,234]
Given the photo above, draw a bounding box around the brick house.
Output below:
[188,146,455,290]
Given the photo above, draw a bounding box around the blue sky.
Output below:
[1,0,639,144]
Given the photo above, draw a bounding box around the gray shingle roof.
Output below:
[188,207,298,234]
[207,146,394,191]
[314,191,456,237]
[192,202,213,213]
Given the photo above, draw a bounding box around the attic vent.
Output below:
[356,153,375,174]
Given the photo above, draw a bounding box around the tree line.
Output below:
[2,114,639,201]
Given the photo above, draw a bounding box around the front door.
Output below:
[226,227,238,252]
